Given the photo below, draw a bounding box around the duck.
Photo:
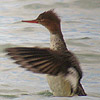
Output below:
[6,9,87,97]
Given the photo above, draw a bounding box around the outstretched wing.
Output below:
[6,47,86,96]
[6,47,76,76]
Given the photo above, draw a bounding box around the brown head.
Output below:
[22,10,61,33]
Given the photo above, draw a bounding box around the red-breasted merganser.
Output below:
[6,10,87,96]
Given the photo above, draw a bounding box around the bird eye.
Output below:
[37,13,45,20]
[37,17,41,20]
[37,16,44,22]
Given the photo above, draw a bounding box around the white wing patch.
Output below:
[65,67,79,92]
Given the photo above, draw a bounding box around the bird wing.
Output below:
[6,47,73,76]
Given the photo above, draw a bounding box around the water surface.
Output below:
[0,0,100,100]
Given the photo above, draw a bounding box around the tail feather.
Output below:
[76,82,87,96]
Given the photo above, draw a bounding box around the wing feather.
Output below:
[6,47,81,77]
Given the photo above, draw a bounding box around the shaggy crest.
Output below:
[37,9,61,24]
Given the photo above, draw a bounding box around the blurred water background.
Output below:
[0,0,100,100]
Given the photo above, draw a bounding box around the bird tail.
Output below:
[75,82,87,96]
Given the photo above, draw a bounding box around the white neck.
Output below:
[50,33,67,51]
